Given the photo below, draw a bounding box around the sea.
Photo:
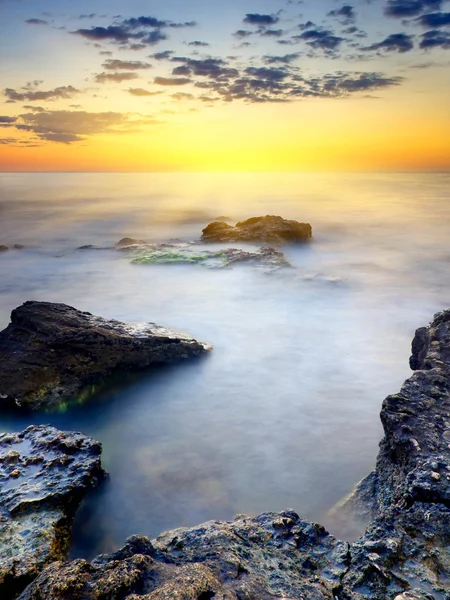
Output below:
[0,171,449,558]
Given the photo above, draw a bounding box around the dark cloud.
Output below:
[102,59,152,70]
[295,29,345,50]
[3,85,79,102]
[171,57,239,79]
[420,28,450,46]
[415,11,450,26]
[72,14,194,47]
[22,105,46,112]
[327,6,356,25]
[298,21,316,31]
[171,92,194,100]
[233,30,254,38]
[243,14,279,26]
[384,0,443,18]
[244,67,289,81]
[342,26,368,38]
[25,18,48,25]
[126,43,148,51]
[99,50,113,56]
[127,88,163,96]
[95,72,138,83]
[188,41,210,46]
[154,76,192,85]
[260,29,284,37]
[79,13,96,19]
[151,50,174,60]
[263,53,301,64]
[319,72,404,93]
[0,116,17,123]
[362,32,414,52]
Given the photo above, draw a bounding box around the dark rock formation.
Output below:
[16,310,450,599]
[0,425,104,599]
[0,301,211,410]
[201,215,312,244]
[0,245,8,252]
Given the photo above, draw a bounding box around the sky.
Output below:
[0,0,449,171]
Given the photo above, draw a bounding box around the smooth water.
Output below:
[0,172,449,556]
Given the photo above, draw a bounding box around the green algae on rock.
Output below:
[130,245,291,270]
[0,301,211,411]
[0,425,105,599]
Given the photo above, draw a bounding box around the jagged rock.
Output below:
[13,245,25,250]
[201,215,312,244]
[0,425,104,599]
[0,245,8,252]
[16,310,450,599]
[0,301,211,410]
[116,237,148,248]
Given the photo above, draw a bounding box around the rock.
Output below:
[0,425,104,599]
[116,237,148,248]
[13,245,25,250]
[130,244,291,270]
[0,245,8,252]
[0,301,211,410]
[17,310,450,599]
[201,215,312,244]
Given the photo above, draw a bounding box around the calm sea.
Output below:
[0,172,449,556]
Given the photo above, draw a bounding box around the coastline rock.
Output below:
[0,425,104,599]
[201,215,312,244]
[13,245,25,250]
[0,245,8,252]
[19,309,450,599]
[0,301,211,410]
[131,244,291,270]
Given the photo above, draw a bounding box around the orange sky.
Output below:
[1,0,449,171]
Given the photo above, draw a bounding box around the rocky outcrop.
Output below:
[130,244,291,270]
[0,245,8,252]
[18,309,450,599]
[201,215,312,244]
[0,425,104,599]
[0,301,211,410]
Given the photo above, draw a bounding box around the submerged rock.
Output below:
[0,301,211,410]
[131,244,291,270]
[0,245,8,252]
[202,215,312,244]
[0,425,104,599]
[19,309,450,599]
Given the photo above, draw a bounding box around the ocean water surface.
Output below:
[0,172,449,556]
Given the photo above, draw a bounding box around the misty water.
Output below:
[0,172,449,558]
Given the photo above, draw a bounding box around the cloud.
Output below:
[6,109,159,144]
[327,5,356,25]
[384,0,444,18]
[171,92,194,100]
[263,53,301,64]
[362,32,415,52]
[154,76,192,85]
[260,29,284,37]
[319,72,404,93]
[95,72,138,83]
[72,14,196,47]
[99,50,113,56]
[295,29,344,51]
[127,87,163,96]
[0,116,17,123]
[3,85,79,102]
[415,11,450,26]
[171,57,239,79]
[22,105,46,112]
[102,59,152,70]
[151,50,174,60]
[25,18,48,25]
[233,30,254,38]
[187,41,210,46]
[243,13,279,26]
[420,28,450,46]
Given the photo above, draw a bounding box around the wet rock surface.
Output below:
[0,425,104,599]
[0,301,211,410]
[129,243,291,270]
[17,310,450,599]
[201,215,312,244]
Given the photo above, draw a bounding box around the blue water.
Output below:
[0,172,449,556]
